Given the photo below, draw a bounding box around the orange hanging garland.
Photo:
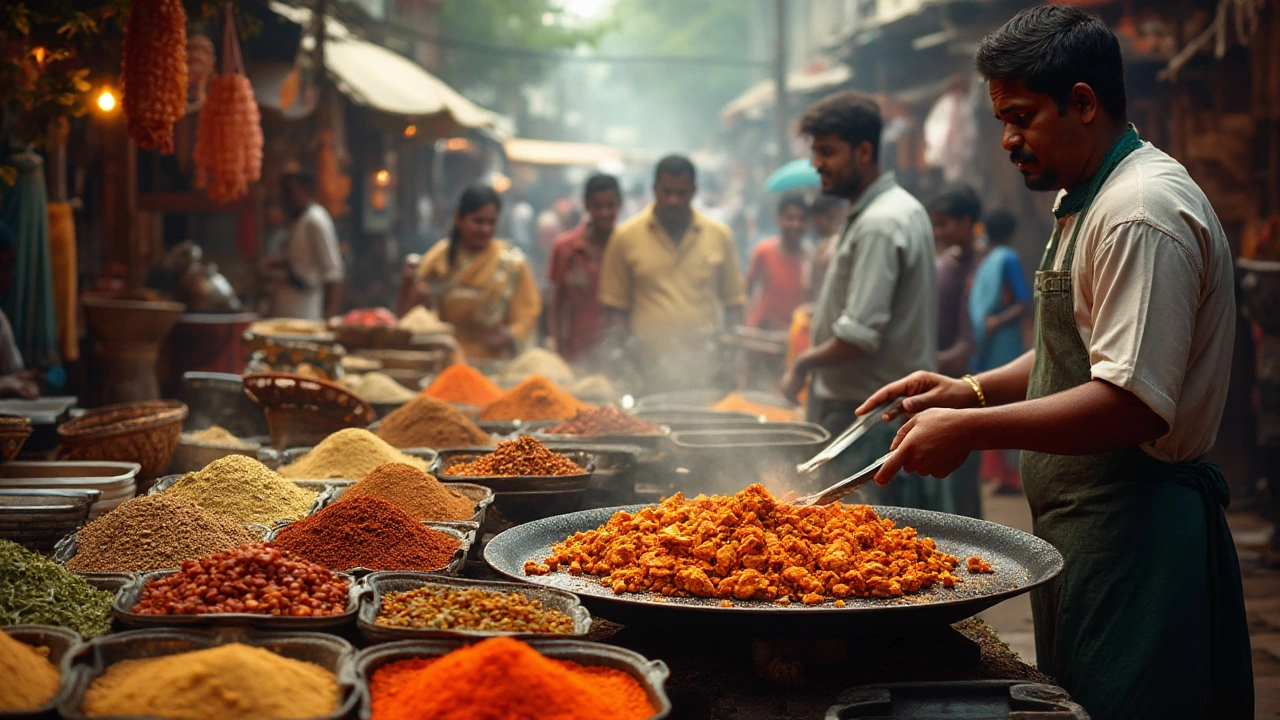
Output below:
[121,0,189,152]
[192,6,264,203]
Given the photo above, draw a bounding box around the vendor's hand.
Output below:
[857,371,978,419]
[779,366,807,404]
[874,408,971,485]
[0,375,39,399]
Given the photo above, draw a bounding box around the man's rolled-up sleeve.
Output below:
[1086,220,1202,431]
[831,230,900,353]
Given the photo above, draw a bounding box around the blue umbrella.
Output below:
[764,158,819,192]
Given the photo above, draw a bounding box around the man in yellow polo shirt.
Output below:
[599,155,746,391]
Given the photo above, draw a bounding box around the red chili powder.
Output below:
[272,496,459,572]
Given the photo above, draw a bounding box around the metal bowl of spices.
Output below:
[57,628,360,720]
[431,448,595,494]
[325,481,493,530]
[111,570,360,631]
[275,445,439,472]
[355,572,592,644]
[2,624,83,719]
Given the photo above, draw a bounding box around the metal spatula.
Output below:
[795,396,905,475]
[790,451,893,507]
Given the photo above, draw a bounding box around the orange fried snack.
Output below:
[967,556,995,574]
[524,484,964,605]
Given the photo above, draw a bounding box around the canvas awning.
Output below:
[720,64,853,126]
[504,139,623,167]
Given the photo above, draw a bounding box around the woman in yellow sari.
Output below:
[416,185,540,359]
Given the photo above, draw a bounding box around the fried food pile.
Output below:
[525,484,973,605]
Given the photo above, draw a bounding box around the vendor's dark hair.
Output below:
[926,184,982,223]
[799,91,882,161]
[975,6,1127,119]
[281,171,315,189]
[584,173,621,202]
[654,155,696,184]
[985,209,1017,245]
[449,184,502,267]
[777,192,809,216]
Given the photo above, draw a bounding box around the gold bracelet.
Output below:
[961,374,987,408]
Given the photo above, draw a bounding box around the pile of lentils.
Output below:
[341,462,476,522]
[164,455,316,524]
[444,437,582,477]
[272,496,460,572]
[67,493,259,573]
[376,585,576,634]
[0,540,113,636]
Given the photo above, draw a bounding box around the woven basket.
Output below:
[0,414,32,462]
[242,373,376,449]
[57,401,187,485]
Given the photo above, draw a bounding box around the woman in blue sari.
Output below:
[968,209,1030,492]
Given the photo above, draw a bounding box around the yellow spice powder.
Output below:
[0,631,60,711]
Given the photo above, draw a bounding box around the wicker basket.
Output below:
[0,414,32,462]
[243,373,377,449]
[57,401,187,487]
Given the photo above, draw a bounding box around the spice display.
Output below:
[398,306,451,334]
[967,557,995,574]
[130,543,348,617]
[273,496,459,572]
[526,484,973,604]
[376,586,575,634]
[0,540,113,637]
[571,375,618,401]
[250,319,328,337]
[502,348,575,387]
[342,463,475,522]
[67,493,259,573]
[347,372,417,404]
[369,637,654,720]
[445,437,581,478]
[422,364,504,407]
[81,643,339,719]
[279,428,430,479]
[0,631,61,711]
[341,308,397,328]
[548,407,662,436]
[376,395,492,450]
[182,425,252,447]
[121,0,188,152]
[192,11,263,203]
[479,376,589,422]
[166,455,317,524]
[711,392,802,422]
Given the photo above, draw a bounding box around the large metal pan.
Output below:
[485,505,1063,634]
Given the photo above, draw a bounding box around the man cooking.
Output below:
[780,91,942,510]
[858,7,1252,719]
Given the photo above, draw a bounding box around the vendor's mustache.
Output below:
[1010,147,1039,165]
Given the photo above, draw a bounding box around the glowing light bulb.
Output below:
[404,124,418,138]
[97,89,117,112]
[374,169,390,187]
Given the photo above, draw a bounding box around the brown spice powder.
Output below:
[376,395,492,450]
[343,462,476,521]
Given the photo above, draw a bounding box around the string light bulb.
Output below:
[97,89,118,112]
[404,124,418,138]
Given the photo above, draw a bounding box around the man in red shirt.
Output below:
[547,174,621,363]
[746,193,811,330]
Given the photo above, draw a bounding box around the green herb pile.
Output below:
[0,539,113,636]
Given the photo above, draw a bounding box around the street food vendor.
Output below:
[415,184,541,360]
[859,7,1252,719]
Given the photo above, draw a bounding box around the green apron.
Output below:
[1021,128,1252,720]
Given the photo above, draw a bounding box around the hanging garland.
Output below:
[121,0,188,152]
[192,4,263,203]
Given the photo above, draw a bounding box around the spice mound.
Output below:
[502,347,575,387]
[712,392,802,422]
[0,631,60,711]
[369,637,654,720]
[422,364,504,407]
[526,484,965,604]
[67,493,259,573]
[398,305,451,334]
[279,428,429,479]
[81,642,339,719]
[548,407,662,436]
[0,540,113,637]
[376,395,492,450]
[165,455,316,524]
[273,496,460,572]
[376,585,576,634]
[131,543,349,617]
[343,462,476,521]
[347,372,417,404]
[479,375,589,422]
[182,425,251,447]
[445,437,582,478]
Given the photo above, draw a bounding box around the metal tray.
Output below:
[431,449,595,493]
[1,625,82,719]
[57,628,360,720]
[0,489,99,553]
[533,426,671,463]
[355,572,592,643]
[111,570,359,630]
[631,407,764,432]
[0,462,140,519]
[267,522,470,577]
[354,638,671,720]
[326,481,493,528]
[826,680,1089,719]
[149,473,337,524]
[485,504,1063,634]
[52,524,272,573]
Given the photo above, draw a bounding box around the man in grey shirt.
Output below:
[781,91,943,509]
